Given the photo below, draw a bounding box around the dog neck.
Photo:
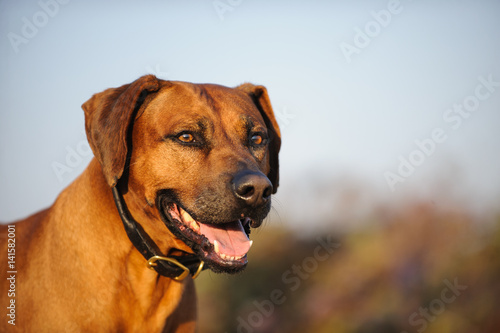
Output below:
[53,158,197,328]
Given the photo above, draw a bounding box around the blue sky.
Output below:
[1,0,499,227]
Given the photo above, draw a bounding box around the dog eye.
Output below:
[250,133,266,146]
[177,133,196,143]
[251,134,263,145]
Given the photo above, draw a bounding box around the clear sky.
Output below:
[1,0,499,227]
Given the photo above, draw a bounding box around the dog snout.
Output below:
[232,171,273,208]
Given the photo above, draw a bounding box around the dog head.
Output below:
[82,75,281,273]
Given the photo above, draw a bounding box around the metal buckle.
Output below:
[191,260,205,279]
[147,255,204,281]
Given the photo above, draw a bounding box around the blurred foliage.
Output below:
[196,203,500,333]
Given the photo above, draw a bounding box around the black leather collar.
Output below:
[112,186,205,280]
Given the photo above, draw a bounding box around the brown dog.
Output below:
[0,75,280,332]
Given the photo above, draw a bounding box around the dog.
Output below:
[0,75,281,332]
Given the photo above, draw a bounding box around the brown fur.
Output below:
[0,75,280,332]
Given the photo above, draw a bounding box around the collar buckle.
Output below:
[147,255,204,281]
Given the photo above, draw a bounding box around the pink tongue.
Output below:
[199,221,251,257]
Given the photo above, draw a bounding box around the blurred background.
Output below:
[1,1,499,332]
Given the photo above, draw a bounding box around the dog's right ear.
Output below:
[82,75,160,188]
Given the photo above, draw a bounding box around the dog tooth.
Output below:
[180,208,193,222]
[190,220,200,232]
[212,241,245,261]
[213,240,220,254]
[248,240,253,249]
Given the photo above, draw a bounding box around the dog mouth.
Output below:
[160,201,255,273]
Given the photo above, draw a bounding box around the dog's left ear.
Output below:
[82,75,160,187]
[237,84,281,193]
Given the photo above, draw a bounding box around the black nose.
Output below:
[233,171,273,207]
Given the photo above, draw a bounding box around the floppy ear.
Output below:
[237,84,281,194]
[82,75,160,187]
